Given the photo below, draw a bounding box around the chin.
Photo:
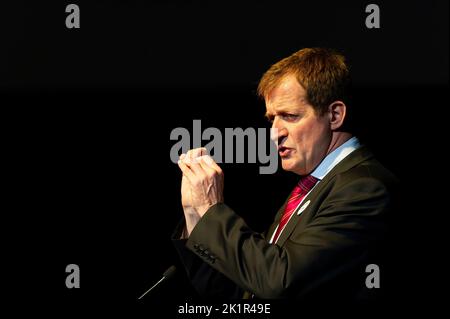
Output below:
[281,158,304,175]
[281,159,296,172]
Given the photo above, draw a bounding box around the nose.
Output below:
[271,117,287,144]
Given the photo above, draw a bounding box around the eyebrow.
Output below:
[265,105,302,119]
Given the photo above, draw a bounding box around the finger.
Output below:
[184,149,197,165]
[178,159,196,183]
[187,158,207,177]
[197,156,217,175]
[181,153,206,178]
[195,147,208,157]
[186,147,208,164]
[184,149,209,175]
[199,155,222,174]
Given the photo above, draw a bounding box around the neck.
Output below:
[326,131,353,155]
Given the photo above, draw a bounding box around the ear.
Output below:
[327,101,347,130]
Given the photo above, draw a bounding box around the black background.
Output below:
[3,0,448,316]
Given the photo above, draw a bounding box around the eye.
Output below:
[281,113,299,121]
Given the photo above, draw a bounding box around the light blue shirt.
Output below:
[311,136,361,181]
[270,136,361,244]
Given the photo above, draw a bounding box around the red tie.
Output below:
[272,175,318,244]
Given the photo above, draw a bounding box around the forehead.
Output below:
[265,75,308,113]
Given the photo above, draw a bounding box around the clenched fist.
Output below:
[178,148,224,235]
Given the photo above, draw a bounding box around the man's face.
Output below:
[265,75,332,175]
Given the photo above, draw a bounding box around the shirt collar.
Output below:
[311,136,361,180]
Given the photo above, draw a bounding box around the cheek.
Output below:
[294,124,316,144]
[291,123,327,152]
[310,126,331,154]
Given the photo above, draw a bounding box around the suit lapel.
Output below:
[273,146,374,247]
[266,204,286,241]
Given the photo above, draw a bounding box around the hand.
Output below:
[179,148,206,213]
[178,148,224,217]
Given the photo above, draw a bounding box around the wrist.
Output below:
[183,209,200,236]
[183,206,198,217]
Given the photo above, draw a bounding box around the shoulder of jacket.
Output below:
[333,158,399,190]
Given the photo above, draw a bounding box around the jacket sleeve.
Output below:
[171,220,244,299]
[184,176,393,299]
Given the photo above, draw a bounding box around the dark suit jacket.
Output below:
[172,146,399,301]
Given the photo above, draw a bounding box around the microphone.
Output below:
[138,265,177,300]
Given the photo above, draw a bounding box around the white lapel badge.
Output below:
[297,200,311,215]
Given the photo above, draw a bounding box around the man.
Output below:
[172,48,398,301]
